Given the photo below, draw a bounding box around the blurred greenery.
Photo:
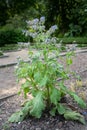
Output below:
[59,37,87,45]
[0,44,19,52]
[0,0,87,47]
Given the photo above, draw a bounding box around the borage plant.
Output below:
[9,17,86,124]
[25,16,58,48]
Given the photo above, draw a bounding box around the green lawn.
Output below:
[59,37,87,47]
[0,44,19,52]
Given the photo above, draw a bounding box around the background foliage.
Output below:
[0,26,28,47]
[0,0,87,46]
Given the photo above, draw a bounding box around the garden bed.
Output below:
[0,51,87,130]
[0,80,87,130]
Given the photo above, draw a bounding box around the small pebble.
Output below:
[58,122,63,128]
[82,111,87,115]
[36,128,41,130]
[64,121,67,124]
[18,122,21,124]
[0,118,2,121]
[30,126,35,130]
[47,121,49,124]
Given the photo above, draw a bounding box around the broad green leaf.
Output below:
[50,87,61,105]
[69,92,86,108]
[59,82,68,96]
[8,111,24,123]
[57,103,66,115]
[34,72,41,82]
[22,101,32,115]
[34,72,48,87]
[30,91,45,118]
[9,101,32,123]
[64,111,85,125]
[39,75,48,87]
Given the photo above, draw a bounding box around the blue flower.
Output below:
[33,18,39,24]
[48,25,58,34]
[50,25,58,31]
[40,16,45,23]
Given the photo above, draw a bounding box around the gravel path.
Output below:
[0,49,29,67]
[0,66,20,99]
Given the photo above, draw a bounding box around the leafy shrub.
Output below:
[9,17,86,124]
[65,24,82,37]
[0,26,28,47]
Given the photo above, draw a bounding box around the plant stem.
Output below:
[46,85,50,109]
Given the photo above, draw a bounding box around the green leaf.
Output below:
[50,107,56,116]
[64,111,86,125]
[66,58,72,65]
[59,82,68,96]
[21,82,30,98]
[57,103,66,115]
[34,72,41,82]
[30,91,45,118]
[28,51,34,56]
[8,101,32,123]
[69,92,86,108]
[22,101,32,115]
[50,87,61,105]
[8,111,24,123]
[39,75,48,87]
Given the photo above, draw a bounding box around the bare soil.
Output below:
[0,52,87,130]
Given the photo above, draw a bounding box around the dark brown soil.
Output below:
[0,93,87,130]
[0,52,87,130]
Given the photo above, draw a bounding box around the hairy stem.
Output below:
[46,85,50,109]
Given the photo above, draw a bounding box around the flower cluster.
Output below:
[25,16,58,46]
[49,25,58,34]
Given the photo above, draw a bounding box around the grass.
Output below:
[59,37,87,47]
[0,37,87,52]
[0,44,19,52]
